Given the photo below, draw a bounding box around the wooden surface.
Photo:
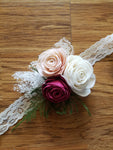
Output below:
[0,0,113,150]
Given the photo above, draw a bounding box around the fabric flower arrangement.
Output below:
[12,45,95,131]
[39,48,96,98]
[37,47,96,99]
[1,34,113,135]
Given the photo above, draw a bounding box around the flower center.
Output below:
[50,59,54,63]
[80,71,85,78]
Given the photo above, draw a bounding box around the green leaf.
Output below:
[30,66,38,72]
[69,103,73,114]
[11,116,27,132]
[76,96,91,116]
[56,111,64,115]
[81,101,91,116]
[31,87,40,94]
[63,105,66,114]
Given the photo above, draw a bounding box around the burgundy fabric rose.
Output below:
[42,75,71,103]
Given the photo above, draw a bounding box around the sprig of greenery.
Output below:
[12,105,38,132]
[12,87,91,132]
[30,65,39,72]
[75,95,91,116]
[52,95,91,116]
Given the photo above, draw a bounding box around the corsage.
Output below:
[0,34,113,135]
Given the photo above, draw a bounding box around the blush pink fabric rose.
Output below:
[37,48,66,77]
[42,75,71,103]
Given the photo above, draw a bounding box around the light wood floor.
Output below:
[0,0,113,149]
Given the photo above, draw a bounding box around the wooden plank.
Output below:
[1,0,113,149]
[71,0,113,150]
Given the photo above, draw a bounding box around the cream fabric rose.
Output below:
[63,55,96,97]
[37,48,67,77]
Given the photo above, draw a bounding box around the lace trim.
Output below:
[80,34,113,65]
[13,71,44,98]
[0,96,31,135]
[54,37,74,56]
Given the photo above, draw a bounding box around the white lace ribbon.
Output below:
[80,34,113,65]
[0,96,31,135]
[0,34,113,135]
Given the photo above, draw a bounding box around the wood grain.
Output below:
[0,0,113,150]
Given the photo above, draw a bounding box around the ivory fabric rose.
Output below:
[42,75,71,103]
[63,55,96,97]
[37,48,67,77]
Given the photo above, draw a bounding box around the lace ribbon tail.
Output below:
[54,37,74,55]
[0,95,31,135]
[80,34,113,65]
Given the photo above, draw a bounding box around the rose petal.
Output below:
[72,88,91,97]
